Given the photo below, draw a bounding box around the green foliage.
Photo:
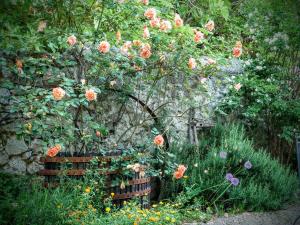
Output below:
[0,173,210,225]
[216,0,300,163]
[172,123,298,211]
[0,0,228,154]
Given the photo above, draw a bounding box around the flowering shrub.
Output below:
[0,0,231,157]
[173,124,298,211]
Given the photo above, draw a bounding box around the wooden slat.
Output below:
[113,188,151,200]
[128,177,150,185]
[38,169,120,176]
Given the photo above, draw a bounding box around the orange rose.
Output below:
[233,47,242,58]
[188,58,197,69]
[143,26,150,39]
[160,20,172,32]
[173,170,183,179]
[144,8,156,20]
[173,164,187,179]
[67,35,77,46]
[207,58,216,65]
[177,165,187,174]
[46,145,61,157]
[235,41,242,48]
[133,40,142,47]
[149,17,160,28]
[174,13,183,27]
[96,131,101,137]
[140,44,152,59]
[16,59,23,69]
[141,0,149,5]
[98,41,110,53]
[154,134,164,146]
[205,20,215,32]
[116,31,121,42]
[55,144,62,151]
[85,89,97,101]
[52,87,65,100]
[194,31,204,43]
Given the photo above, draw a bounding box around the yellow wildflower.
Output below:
[111,192,115,197]
[155,211,161,216]
[148,217,159,222]
[105,207,111,213]
[85,187,91,193]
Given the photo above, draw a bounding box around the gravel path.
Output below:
[183,204,300,225]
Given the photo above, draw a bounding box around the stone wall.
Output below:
[0,59,243,174]
[0,136,43,174]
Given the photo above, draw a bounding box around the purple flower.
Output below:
[219,151,227,159]
[225,173,234,181]
[244,160,252,169]
[230,177,240,186]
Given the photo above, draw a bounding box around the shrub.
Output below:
[173,123,298,211]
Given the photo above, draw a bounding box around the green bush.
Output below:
[173,123,298,211]
[0,173,210,225]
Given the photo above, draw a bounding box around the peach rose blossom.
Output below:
[233,47,242,58]
[55,144,62,151]
[173,164,187,179]
[234,83,242,91]
[141,0,149,5]
[85,89,97,101]
[173,170,183,179]
[37,21,47,32]
[160,20,172,32]
[67,35,77,46]
[140,44,152,59]
[52,87,65,100]
[235,41,242,48]
[16,59,23,69]
[207,58,216,65]
[116,31,121,42]
[149,17,160,28]
[47,145,61,157]
[143,26,150,39]
[133,40,142,47]
[174,13,183,27]
[121,45,129,55]
[98,41,110,53]
[96,131,101,137]
[124,41,132,49]
[205,20,215,32]
[188,58,197,69]
[121,41,132,55]
[194,31,204,43]
[177,165,187,174]
[144,8,156,20]
[154,134,164,146]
